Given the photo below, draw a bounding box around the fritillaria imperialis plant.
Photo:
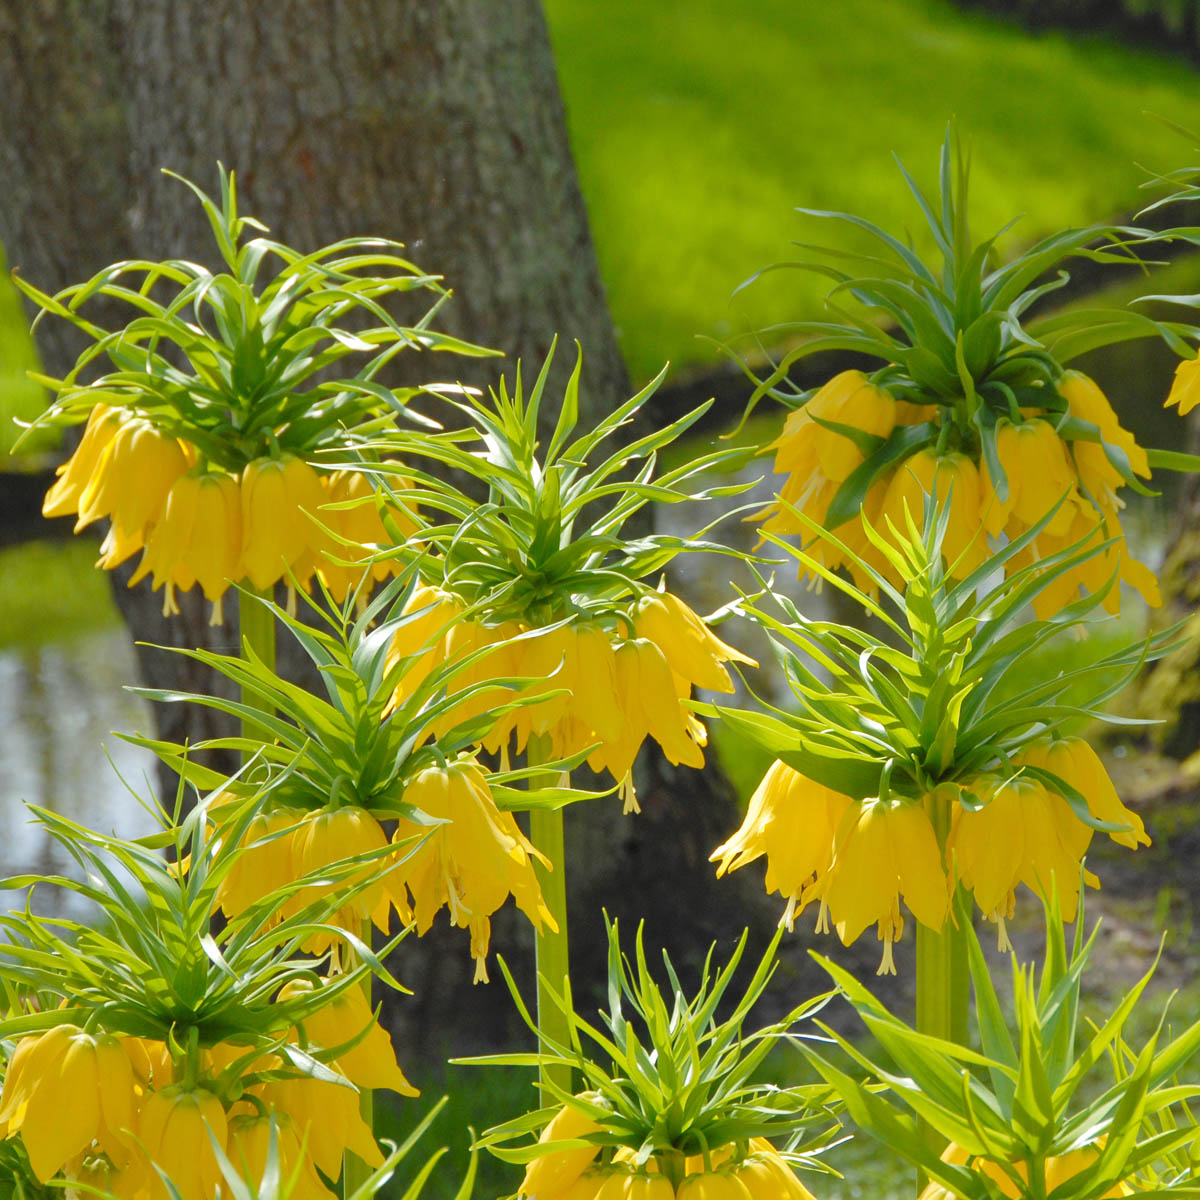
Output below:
[17,166,493,624]
[0,791,419,1199]
[462,920,839,1200]
[368,342,756,1073]
[712,508,1169,976]
[734,133,1200,611]
[377,342,755,812]
[802,896,1200,1199]
[129,573,591,985]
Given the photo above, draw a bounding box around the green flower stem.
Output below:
[343,920,375,1200]
[659,1148,686,1192]
[916,784,968,1186]
[527,733,572,1095]
[237,583,276,746]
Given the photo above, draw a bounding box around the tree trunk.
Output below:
[0,0,758,1055]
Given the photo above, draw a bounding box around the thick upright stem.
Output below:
[343,921,375,1199]
[916,783,969,1184]
[237,585,276,747]
[527,733,572,1094]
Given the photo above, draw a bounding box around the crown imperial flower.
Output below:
[127,469,243,620]
[711,760,851,926]
[0,1025,138,1183]
[226,1111,332,1200]
[814,797,949,973]
[280,978,418,1096]
[286,805,397,954]
[518,1095,606,1200]
[134,1085,228,1200]
[394,760,555,982]
[253,1075,383,1180]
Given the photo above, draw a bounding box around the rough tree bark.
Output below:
[0,0,762,1053]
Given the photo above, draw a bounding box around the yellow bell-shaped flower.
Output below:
[213,806,303,922]
[127,469,243,621]
[982,418,1080,538]
[710,760,852,928]
[239,454,325,591]
[756,371,896,549]
[507,623,580,751]
[1164,348,1200,417]
[226,1111,333,1200]
[0,1024,138,1182]
[288,805,397,950]
[315,468,417,602]
[383,584,469,711]
[625,1172,679,1200]
[519,1097,605,1200]
[393,760,555,982]
[773,370,896,488]
[606,638,705,779]
[876,449,989,578]
[253,1074,382,1180]
[562,624,624,750]
[42,403,124,518]
[950,774,1097,945]
[734,1143,819,1200]
[812,797,949,973]
[633,591,756,694]
[1018,737,1149,850]
[677,1167,754,1200]
[279,977,418,1096]
[133,1085,228,1200]
[1059,372,1149,501]
[76,418,191,547]
[918,1140,1130,1200]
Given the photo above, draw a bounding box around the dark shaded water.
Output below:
[0,629,158,911]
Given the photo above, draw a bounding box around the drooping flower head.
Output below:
[1164,347,1200,416]
[376,341,756,809]
[225,1111,333,1200]
[0,790,434,1195]
[135,571,571,980]
[0,1025,138,1183]
[712,512,1166,963]
[278,977,418,1095]
[134,1085,229,1200]
[393,759,555,982]
[735,133,1200,610]
[18,166,493,619]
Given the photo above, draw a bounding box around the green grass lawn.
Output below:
[545,0,1200,382]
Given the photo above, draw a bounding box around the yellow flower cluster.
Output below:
[44,405,414,621]
[214,803,397,954]
[756,371,935,587]
[391,760,556,982]
[386,586,755,812]
[758,370,1159,614]
[519,1100,816,1200]
[0,988,413,1198]
[919,1139,1130,1200]
[712,737,1148,970]
[213,760,552,981]
[950,736,1149,951]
